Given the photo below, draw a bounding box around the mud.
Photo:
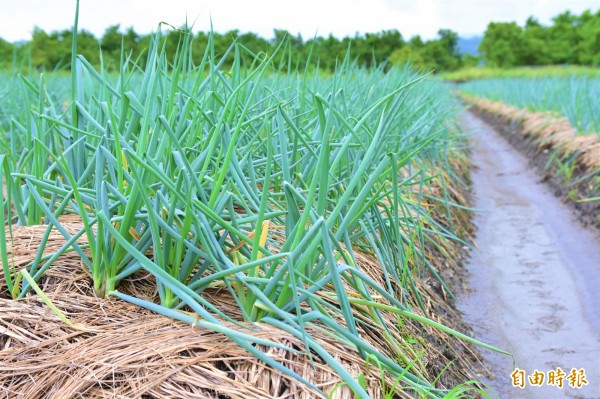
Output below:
[458,111,600,399]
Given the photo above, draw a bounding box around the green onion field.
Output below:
[1,3,600,399]
[0,19,500,399]
[460,77,600,134]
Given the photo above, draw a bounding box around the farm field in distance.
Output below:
[441,65,600,81]
[459,76,600,134]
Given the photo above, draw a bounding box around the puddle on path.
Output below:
[458,111,600,399]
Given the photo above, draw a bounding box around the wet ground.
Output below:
[458,111,600,399]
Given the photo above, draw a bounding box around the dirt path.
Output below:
[458,111,600,399]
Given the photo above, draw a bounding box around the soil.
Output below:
[458,111,600,399]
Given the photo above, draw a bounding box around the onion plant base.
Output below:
[0,214,488,399]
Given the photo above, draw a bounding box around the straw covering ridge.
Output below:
[0,215,480,399]
[459,94,600,171]
[0,294,374,399]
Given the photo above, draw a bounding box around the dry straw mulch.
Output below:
[0,173,482,398]
[1,292,388,399]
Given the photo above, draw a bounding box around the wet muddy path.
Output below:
[458,111,600,399]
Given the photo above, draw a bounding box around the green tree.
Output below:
[575,10,600,65]
[389,46,427,70]
[479,22,523,67]
[548,11,578,64]
[30,27,61,69]
[422,29,462,71]
[100,25,123,64]
[520,17,551,65]
[10,7,600,73]
[77,30,100,66]
[462,54,480,68]
[0,38,14,69]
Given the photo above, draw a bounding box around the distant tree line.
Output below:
[479,9,600,67]
[0,8,597,73]
[0,24,465,73]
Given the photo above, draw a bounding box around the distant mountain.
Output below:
[458,36,482,56]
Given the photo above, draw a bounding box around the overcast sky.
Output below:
[1,0,598,42]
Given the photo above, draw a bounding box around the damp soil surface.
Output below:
[458,111,600,399]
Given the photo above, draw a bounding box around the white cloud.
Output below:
[0,0,598,43]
